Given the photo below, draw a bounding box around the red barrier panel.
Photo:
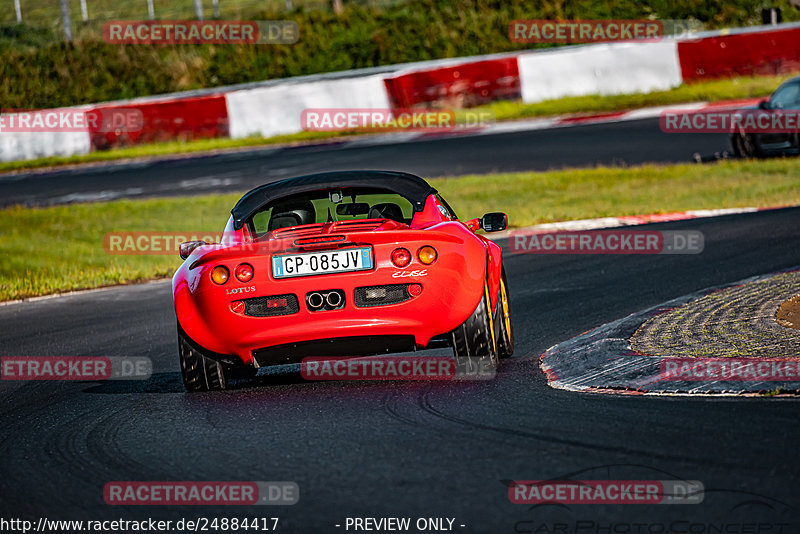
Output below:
[383,57,520,109]
[88,95,229,151]
[678,27,800,81]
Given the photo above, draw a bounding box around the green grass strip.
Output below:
[2,157,799,301]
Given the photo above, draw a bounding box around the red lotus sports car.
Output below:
[172,170,513,391]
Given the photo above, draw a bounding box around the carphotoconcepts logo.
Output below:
[661,108,800,134]
[300,108,494,132]
[511,230,704,255]
[103,481,298,505]
[0,108,143,133]
[302,356,495,380]
[104,20,298,44]
[0,357,151,381]
[508,480,704,505]
[661,358,800,381]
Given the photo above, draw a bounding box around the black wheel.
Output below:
[732,133,759,158]
[496,268,514,359]
[451,281,498,379]
[178,327,228,392]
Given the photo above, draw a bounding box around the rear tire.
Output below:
[732,133,759,158]
[178,327,228,392]
[496,268,514,359]
[451,282,498,379]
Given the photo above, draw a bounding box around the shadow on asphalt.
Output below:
[82,367,309,394]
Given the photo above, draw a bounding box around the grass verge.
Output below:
[2,157,800,302]
[1,73,794,175]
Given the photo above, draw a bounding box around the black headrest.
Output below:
[269,200,316,231]
[368,203,404,222]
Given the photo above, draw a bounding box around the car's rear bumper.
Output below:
[176,282,479,365]
[173,237,489,366]
[252,335,421,366]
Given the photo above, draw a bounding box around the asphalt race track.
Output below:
[1,208,799,531]
[0,118,727,208]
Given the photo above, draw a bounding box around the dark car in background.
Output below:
[731,75,800,158]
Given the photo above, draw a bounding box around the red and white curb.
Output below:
[486,204,784,243]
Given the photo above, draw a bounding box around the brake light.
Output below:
[391,248,411,267]
[266,298,288,308]
[417,246,437,265]
[294,236,346,247]
[211,265,229,285]
[235,263,254,283]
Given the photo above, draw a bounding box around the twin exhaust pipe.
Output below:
[307,290,343,310]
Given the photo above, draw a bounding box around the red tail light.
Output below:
[235,263,254,282]
[391,248,411,267]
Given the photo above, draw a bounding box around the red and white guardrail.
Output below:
[2,22,799,163]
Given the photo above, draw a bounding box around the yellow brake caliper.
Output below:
[485,283,496,352]
[501,278,511,335]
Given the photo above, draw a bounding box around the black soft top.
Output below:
[231,170,436,230]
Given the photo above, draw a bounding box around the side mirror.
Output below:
[179,240,205,260]
[480,212,508,232]
[758,99,771,110]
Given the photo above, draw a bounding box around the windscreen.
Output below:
[249,187,415,236]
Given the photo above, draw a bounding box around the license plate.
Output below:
[272,247,373,279]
